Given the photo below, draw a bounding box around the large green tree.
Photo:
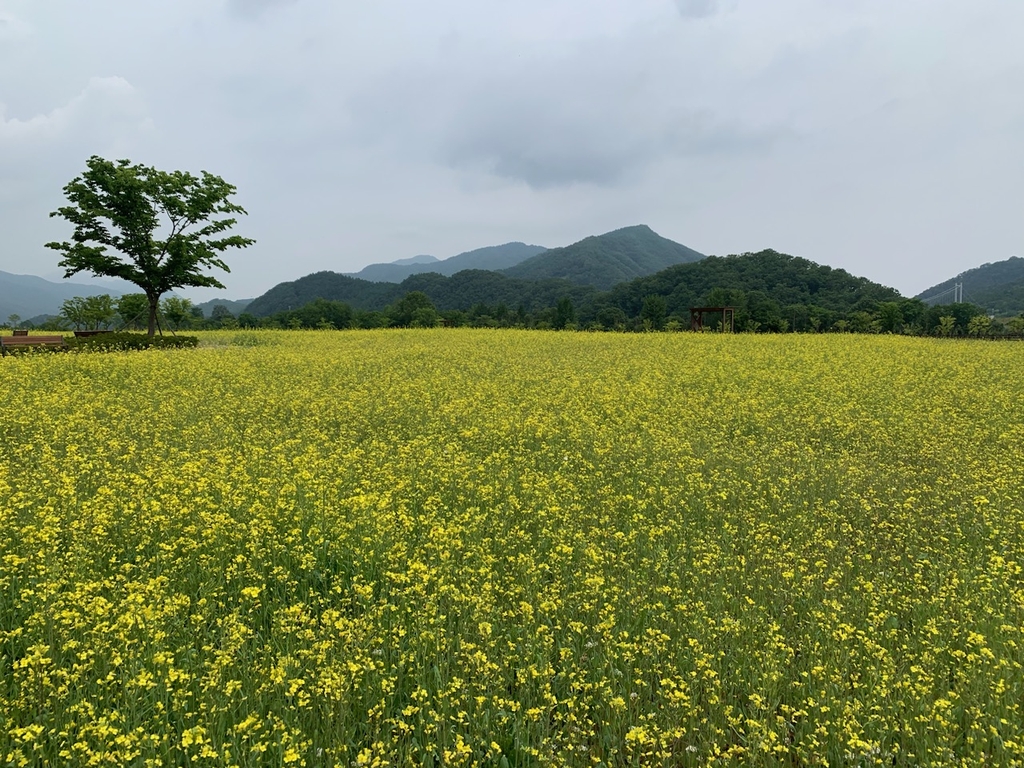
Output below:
[46,156,254,336]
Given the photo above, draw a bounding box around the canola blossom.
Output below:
[1,329,1023,767]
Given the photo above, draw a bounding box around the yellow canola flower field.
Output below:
[1,329,1023,767]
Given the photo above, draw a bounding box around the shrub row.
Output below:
[66,333,199,352]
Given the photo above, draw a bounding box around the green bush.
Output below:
[66,333,199,353]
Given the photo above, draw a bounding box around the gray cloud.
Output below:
[349,30,783,189]
[674,0,721,18]
[442,102,777,189]
[226,0,297,19]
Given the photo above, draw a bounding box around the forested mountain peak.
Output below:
[502,225,704,289]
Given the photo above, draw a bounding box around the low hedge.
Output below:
[66,333,199,352]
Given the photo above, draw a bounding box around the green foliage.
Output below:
[601,250,902,330]
[117,294,150,330]
[46,156,253,335]
[244,272,396,316]
[60,295,116,330]
[387,292,437,328]
[967,315,992,337]
[554,297,576,330]
[208,304,237,329]
[245,268,598,319]
[354,310,389,329]
[161,297,194,330]
[65,333,199,352]
[410,307,441,328]
[640,294,667,330]
[594,306,628,330]
[849,311,880,334]
[237,312,259,329]
[922,303,984,336]
[291,298,352,329]
[877,302,903,333]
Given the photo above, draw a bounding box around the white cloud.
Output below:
[0,76,148,146]
[0,9,31,40]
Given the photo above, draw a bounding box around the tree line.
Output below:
[10,289,1021,338]
[9,295,244,332]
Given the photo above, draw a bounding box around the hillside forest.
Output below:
[13,249,1023,338]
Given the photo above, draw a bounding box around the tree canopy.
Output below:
[46,156,253,335]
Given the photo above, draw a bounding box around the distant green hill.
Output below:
[349,242,547,283]
[915,256,1024,315]
[246,269,595,317]
[246,273,400,315]
[502,225,704,289]
[397,270,596,312]
[246,235,900,334]
[589,250,902,329]
[194,298,252,317]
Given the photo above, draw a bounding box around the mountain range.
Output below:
[0,271,126,323]
[246,226,704,316]
[346,242,547,282]
[5,225,1020,324]
[0,271,253,325]
[243,226,905,329]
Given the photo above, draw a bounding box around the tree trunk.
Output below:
[147,295,159,337]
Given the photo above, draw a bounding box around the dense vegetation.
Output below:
[3,331,1023,765]
[916,256,1024,315]
[19,250,1020,337]
[244,272,399,315]
[245,270,599,319]
[502,225,704,289]
[230,249,1019,336]
[588,250,907,332]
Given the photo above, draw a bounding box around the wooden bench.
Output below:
[1,335,68,355]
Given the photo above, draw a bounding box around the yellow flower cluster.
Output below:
[1,330,1022,766]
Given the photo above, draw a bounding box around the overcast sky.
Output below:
[1,0,1021,300]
